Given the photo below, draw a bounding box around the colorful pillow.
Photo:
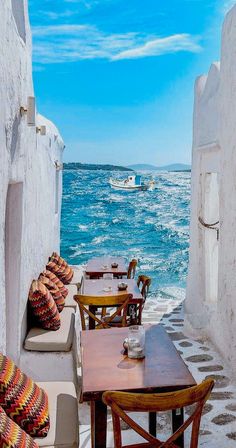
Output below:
[28,280,61,330]
[0,355,50,438]
[38,275,65,313]
[0,406,39,447]
[49,252,69,269]
[46,261,74,285]
[41,270,68,298]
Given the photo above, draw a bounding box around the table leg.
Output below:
[91,400,107,448]
[149,412,156,437]
[172,408,184,448]
[89,306,96,330]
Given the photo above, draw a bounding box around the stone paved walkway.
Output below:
[78,291,236,447]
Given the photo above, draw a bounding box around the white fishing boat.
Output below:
[109,174,154,191]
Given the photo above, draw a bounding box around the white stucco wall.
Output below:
[186,64,221,330]
[216,6,236,369]
[186,5,236,376]
[0,1,64,363]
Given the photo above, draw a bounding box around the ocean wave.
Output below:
[69,248,95,258]
[92,235,110,244]
[109,195,125,203]
[78,224,89,231]
[61,170,191,296]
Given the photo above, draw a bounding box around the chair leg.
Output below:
[172,408,184,448]
[89,306,97,330]
[149,412,156,437]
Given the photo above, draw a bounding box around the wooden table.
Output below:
[80,325,196,448]
[85,256,127,278]
[82,279,144,327]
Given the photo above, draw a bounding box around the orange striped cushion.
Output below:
[38,275,65,313]
[49,252,69,269]
[28,281,61,330]
[0,355,50,438]
[46,261,74,285]
[41,270,68,298]
[0,406,39,447]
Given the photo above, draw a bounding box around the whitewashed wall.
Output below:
[186,5,236,376]
[0,1,64,363]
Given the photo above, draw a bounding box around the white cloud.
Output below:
[32,24,202,64]
[40,10,79,20]
[33,24,88,36]
[112,34,201,61]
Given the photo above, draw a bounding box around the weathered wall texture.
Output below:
[0,1,64,363]
[186,5,236,376]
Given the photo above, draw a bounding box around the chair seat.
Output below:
[24,308,75,352]
[35,381,78,447]
[65,284,78,310]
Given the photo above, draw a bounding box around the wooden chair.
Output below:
[136,275,151,324]
[127,259,138,279]
[137,275,151,302]
[74,294,133,330]
[102,379,214,448]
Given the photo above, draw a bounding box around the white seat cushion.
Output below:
[24,308,75,352]
[69,266,83,286]
[65,284,78,310]
[35,381,78,448]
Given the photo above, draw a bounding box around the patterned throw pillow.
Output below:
[41,270,68,298]
[0,406,39,447]
[38,275,65,313]
[46,261,74,285]
[49,252,69,269]
[28,280,61,330]
[0,355,50,438]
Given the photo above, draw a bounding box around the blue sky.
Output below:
[29,0,235,165]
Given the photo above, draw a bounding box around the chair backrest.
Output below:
[127,259,138,279]
[74,294,133,330]
[103,379,214,448]
[137,275,151,301]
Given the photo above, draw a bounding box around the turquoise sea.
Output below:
[61,170,191,299]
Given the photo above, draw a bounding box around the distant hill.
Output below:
[64,162,133,172]
[127,164,159,170]
[127,163,191,172]
[160,163,191,172]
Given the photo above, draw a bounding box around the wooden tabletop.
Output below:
[85,256,127,277]
[82,279,143,303]
[81,325,196,402]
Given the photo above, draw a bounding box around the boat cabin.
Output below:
[126,175,141,186]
